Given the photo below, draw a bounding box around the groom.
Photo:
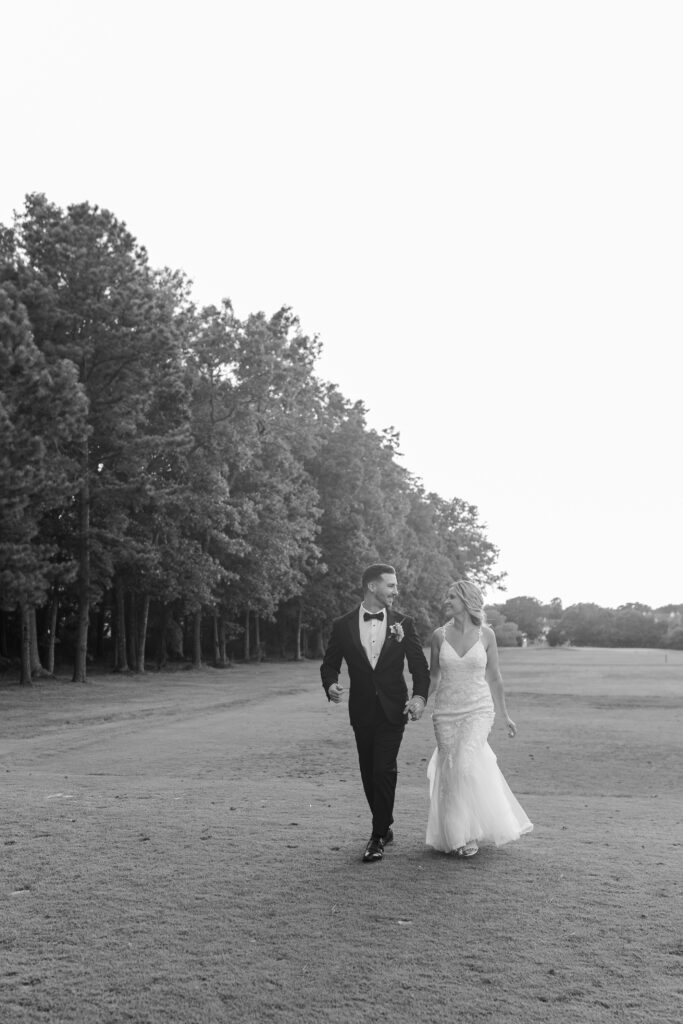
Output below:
[321,564,430,862]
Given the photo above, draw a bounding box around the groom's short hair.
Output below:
[362,563,396,591]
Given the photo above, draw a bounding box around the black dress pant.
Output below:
[352,698,405,838]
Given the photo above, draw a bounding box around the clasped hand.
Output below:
[329,684,424,720]
[404,697,425,721]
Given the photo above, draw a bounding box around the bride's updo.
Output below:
[449,579,487,627]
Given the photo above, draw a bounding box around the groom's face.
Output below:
[369,573,399,609]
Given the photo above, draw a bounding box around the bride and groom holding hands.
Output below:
[321,564,533,863]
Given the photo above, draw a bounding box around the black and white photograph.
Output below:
[1,2,681,1022]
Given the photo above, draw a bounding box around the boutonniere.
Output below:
[389,622,404,642]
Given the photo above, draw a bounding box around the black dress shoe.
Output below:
[362,836,385,862]
[383,828,394,845]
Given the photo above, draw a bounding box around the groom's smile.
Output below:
[366,572,399,612]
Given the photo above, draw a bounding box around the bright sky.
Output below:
[3,1,681,609]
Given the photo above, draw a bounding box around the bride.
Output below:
[426,579,533,857]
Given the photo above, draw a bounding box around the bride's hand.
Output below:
[404,696,425,721]
[505,716,516,738]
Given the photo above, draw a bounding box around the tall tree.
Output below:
[205,307,324,657]
[0,283,86,683]
[494,596,545,641]
[5,195,188,681]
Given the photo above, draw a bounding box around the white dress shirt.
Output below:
[359,604,387,668]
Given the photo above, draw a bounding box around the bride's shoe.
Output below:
[456,842,479,858]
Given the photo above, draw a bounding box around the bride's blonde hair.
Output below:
[448,579,487,627]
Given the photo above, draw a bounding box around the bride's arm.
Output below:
[429,630,442,693]
[483,626,517,737]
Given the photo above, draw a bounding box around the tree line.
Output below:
[487,596,683,649]
[1,194,504,685]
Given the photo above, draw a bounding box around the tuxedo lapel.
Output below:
[374,609,396,670]
[347,607,371,667]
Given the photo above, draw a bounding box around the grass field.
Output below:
[1,646,682,1023]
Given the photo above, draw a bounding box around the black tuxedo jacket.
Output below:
[320,607,430,727]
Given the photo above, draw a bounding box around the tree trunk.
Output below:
[217,614,228,667]
[243,609,251,662]
[46,593,59,675]
[254,613,264,663]
[114,577,128,672]
[193,610,202,668]
[111,590,118,669]
[181,615,189,660]
[311,627,324,659]
[72,467,90,683]
[157,604,169,669]
[136,594,149,672]
[0,609,8,659]
[278,615,287,659]
[175,612,185,660]
[19,602,32,685]
[95,602,106,662]
[212,610,222,667]
[126,591,138,671]
[294,601,303,661]
[29,606,46,676]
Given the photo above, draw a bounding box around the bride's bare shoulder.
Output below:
[481,624,497,646]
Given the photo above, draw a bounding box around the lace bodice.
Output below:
[433,627,494,718]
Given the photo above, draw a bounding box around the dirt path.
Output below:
[2,649,682,1023]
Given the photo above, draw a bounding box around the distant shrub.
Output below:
[546,626,564,647]
[665,626,683,650]
[494,622,520,647]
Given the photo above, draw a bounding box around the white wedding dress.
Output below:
[426,627,533,852]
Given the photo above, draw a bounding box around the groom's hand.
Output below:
[328,682,344,704]
[404,696,425,721]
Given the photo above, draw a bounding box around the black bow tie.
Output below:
[363,611,384,622]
